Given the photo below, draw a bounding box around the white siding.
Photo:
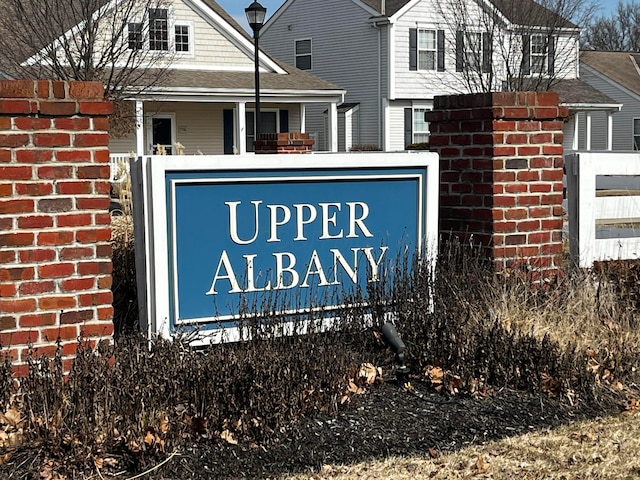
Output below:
[171,0,253,68]
[579,67,640,151]
[261,0,385,149]
[388,100,411,151]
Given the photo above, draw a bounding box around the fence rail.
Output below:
[566,152,640,267]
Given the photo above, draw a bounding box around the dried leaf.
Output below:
[540,373,561,397]
[221,429,238,445]
[426,366,444,386]
[358,363,379,385]
[159,415,169,434]
[143,431,155,446]
[4,407,21,427]
[475,455,490,474]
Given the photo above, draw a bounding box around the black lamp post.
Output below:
[245,1,267,150]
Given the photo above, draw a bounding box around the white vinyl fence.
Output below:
[566,152,640,267]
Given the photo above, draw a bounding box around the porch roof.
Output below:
[554,78,622,112]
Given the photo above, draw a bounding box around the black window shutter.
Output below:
[456,30,464,72]
[522,34,531,75]
[223,109,234,154]
[482,31,491,73]
[409,28,417,71]
[437,30,445,71]
[548,36,555,75]
[404,108,413,148]
[279,109,289,133]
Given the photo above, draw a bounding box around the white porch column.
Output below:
[572,112,579,151]
[300,104,306,133]
[236,102,247,155]
[586,112,592,151]
[327,102,338,152]
[135,100,144,155]
[607,112,613,150]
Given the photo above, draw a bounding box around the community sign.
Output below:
[132,153,439,343]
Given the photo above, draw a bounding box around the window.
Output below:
[295,39,312,70]
[175,24,190,52]
[531,34,547,73]
[246,110,278,152]
[417,29,436,70]
[149,8,169,51]
[466,32,482,71]
[456,31,490,73]
[413,108,429,144]
[634,119,640,150]
[128,22,142,50]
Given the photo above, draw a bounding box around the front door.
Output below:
[151,116,174,154]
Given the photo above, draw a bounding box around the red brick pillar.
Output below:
[0,80,114,375]
[254,132,314,154]
[426,92,567,280]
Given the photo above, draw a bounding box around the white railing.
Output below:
[566,152,640,267]
[109,153,133,183]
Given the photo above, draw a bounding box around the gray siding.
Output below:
[579,66,640,151]
[262,0,385,149]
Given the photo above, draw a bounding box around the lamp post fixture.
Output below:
[245,1,267,150]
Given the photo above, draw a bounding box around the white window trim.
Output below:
[127,6,194,57]
[633,117,640,151]
[173,20,195,58]
[465,31,484,73]
[417,28,437,71]
[146,113,176,155]
[530,34,547,75]
[294,38,312,70]
[412,106,430,144]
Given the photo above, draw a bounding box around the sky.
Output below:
[218,0,619,33]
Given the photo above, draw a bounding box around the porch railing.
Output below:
[110,153,133,183]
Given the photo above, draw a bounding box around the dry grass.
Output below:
[282,411,640,480]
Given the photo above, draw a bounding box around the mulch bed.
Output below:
[2,379,621,479]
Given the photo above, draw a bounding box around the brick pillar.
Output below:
[0,80,114,375]
[254,132,314,154]
[426,92,567,280]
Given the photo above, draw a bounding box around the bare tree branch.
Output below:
[0,0,175,100]
[583,1,640,51]
[433,0,597,93]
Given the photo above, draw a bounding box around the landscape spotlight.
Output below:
[381,321,410,385]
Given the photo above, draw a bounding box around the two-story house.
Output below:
[260,0,620,152]
[0,0,346,156]
[577,50,640,151]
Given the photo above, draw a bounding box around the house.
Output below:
[577,50,640,151]
[260,0,620,152]
[0,0,346,156]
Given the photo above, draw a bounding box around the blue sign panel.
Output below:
[166,167,427,327]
